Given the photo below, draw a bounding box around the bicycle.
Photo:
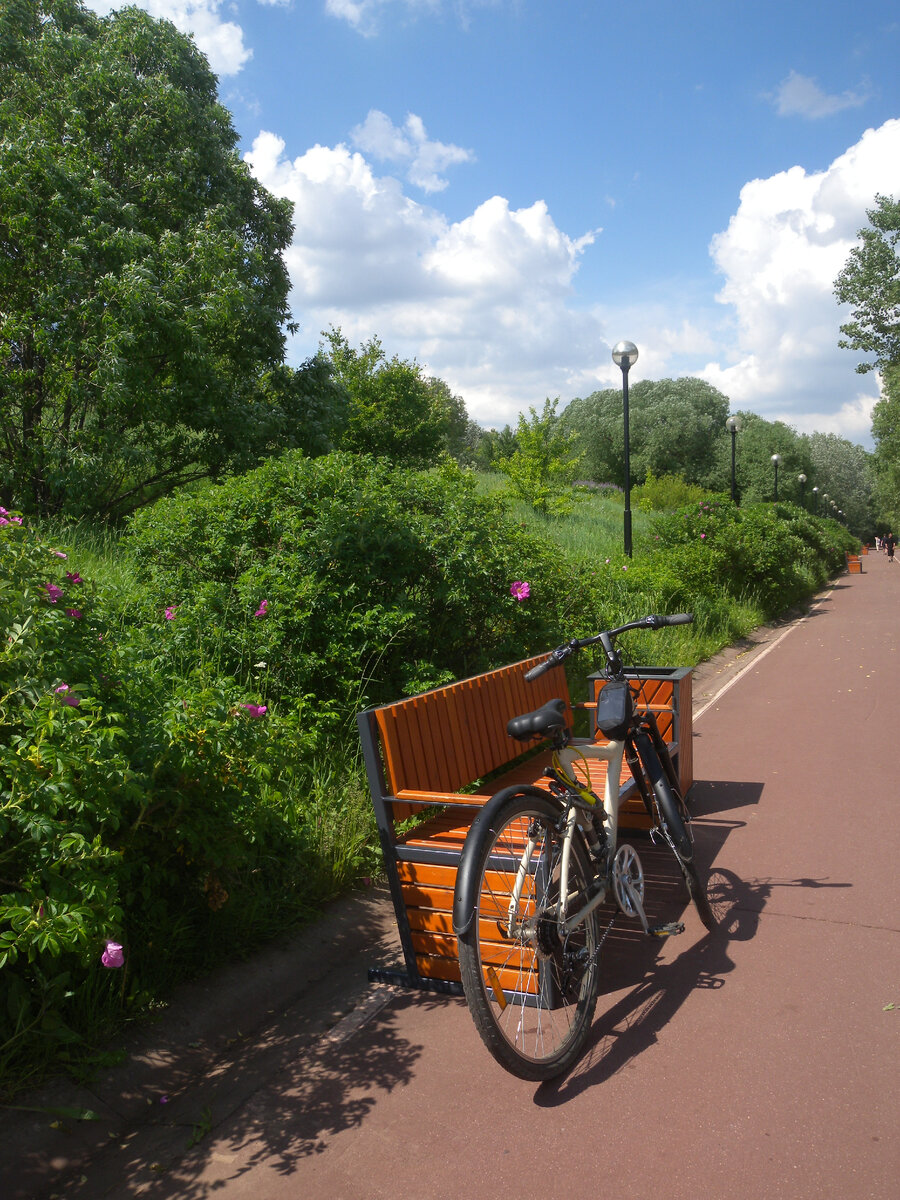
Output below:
[452,612,715,1080]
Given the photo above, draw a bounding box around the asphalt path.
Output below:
[5,551,899,1200]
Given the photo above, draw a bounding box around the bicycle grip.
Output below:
[524,659,552,682]
[662,612,693,625]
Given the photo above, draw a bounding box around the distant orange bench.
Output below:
[357,657,692,993]
[845,551,862,574]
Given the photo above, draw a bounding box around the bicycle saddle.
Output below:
[507,698,568,742]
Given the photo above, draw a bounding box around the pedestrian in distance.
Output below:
[886,533,896,563]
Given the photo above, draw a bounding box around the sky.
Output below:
[84,0,900,448]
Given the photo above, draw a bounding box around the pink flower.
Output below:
[241,704,267,718]
[101,941,125,969]
[700,533,707,539]
[622,564,628,571]
[164,606,177,620]
[65,608,83,620]
[44,583,64,603]
[509,581,531,601]
[253,599,269,617]
[55,684,81,707]
[0,518,8,527]
[65,571,84,585]
[51,549,68,559]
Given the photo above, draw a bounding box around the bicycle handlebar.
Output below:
[524,611,693,682]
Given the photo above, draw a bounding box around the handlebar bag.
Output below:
[595,680,633,740]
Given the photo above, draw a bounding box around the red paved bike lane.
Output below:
[9,554,900,1200]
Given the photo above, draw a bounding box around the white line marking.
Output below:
[693,589,833,724]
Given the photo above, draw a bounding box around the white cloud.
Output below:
[772,70,869,119]
[702,119,900,442]
[244,130,601,426]
[84,0,251,76]
[325,0,502,35]
[351,111,474,193]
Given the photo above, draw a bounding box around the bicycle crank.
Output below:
[612,844,684,939]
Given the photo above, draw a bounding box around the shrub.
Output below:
[0,510,344,1090]
[633,470,710,512]
[122,453,592,724]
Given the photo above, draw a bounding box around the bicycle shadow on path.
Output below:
[534,866,852,1106]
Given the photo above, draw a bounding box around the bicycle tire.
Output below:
[679,857,717,931]
[650,773,718,930]
[456,793,601,1081]
[650,766,694,863]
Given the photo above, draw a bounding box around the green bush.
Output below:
[0,509,357,1090]
[122,453,600,723]
[633,470,710,512]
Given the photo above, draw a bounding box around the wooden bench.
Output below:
[845,551,862,574]
[357,657,693,993]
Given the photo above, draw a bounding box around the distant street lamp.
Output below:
[812,485,819,513]
[725,415,742,503]
[771,453,782,501]
[612,340,639,557]
[798,473,807,508]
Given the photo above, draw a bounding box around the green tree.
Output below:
[425,376,483,464]
[560,377,731,490]
[727,413,811,505]
[495,398,582,516]
[0,0,297,519]
[802,431,875,539]
[870,362,900,533]
[834,195,900,373]
[259,357,349,458]
[321,329,448,465]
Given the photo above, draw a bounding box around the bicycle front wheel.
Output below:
[456,794,601,1081]
[652,774,717,930]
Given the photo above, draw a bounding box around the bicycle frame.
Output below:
[505,708,681,942]
[502,735,625,940]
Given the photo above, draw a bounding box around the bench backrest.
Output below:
[372,655,573,796]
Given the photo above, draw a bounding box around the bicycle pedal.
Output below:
[648,921,685,938]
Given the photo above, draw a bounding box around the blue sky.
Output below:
[87,1,900,446]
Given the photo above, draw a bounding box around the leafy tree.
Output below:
[834,195,900,373]
[425,376,483,464]
[560,377,731,490]
[259,357,349,458]
[727,413,811,505]
[495,399,583,516]
[0,0,297,520]
[802,431,875,539]
[321,329,449,465]
[473,424,519,470]
[870,362,900,533]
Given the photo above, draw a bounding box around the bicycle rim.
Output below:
[457,795,600,1081]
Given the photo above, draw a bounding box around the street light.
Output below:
[771,453,781,501]
[725,415,742,503]
[612,340,639,557]
[798,473,807,508]
[812,485,819,513]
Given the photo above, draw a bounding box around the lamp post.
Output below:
[612,340,639,557]
[798,473,807,508]
[725,415,742,503]
[771,453,781,501]
[812,485,818,513]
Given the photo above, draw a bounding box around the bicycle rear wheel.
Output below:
[456,794,601,1081]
